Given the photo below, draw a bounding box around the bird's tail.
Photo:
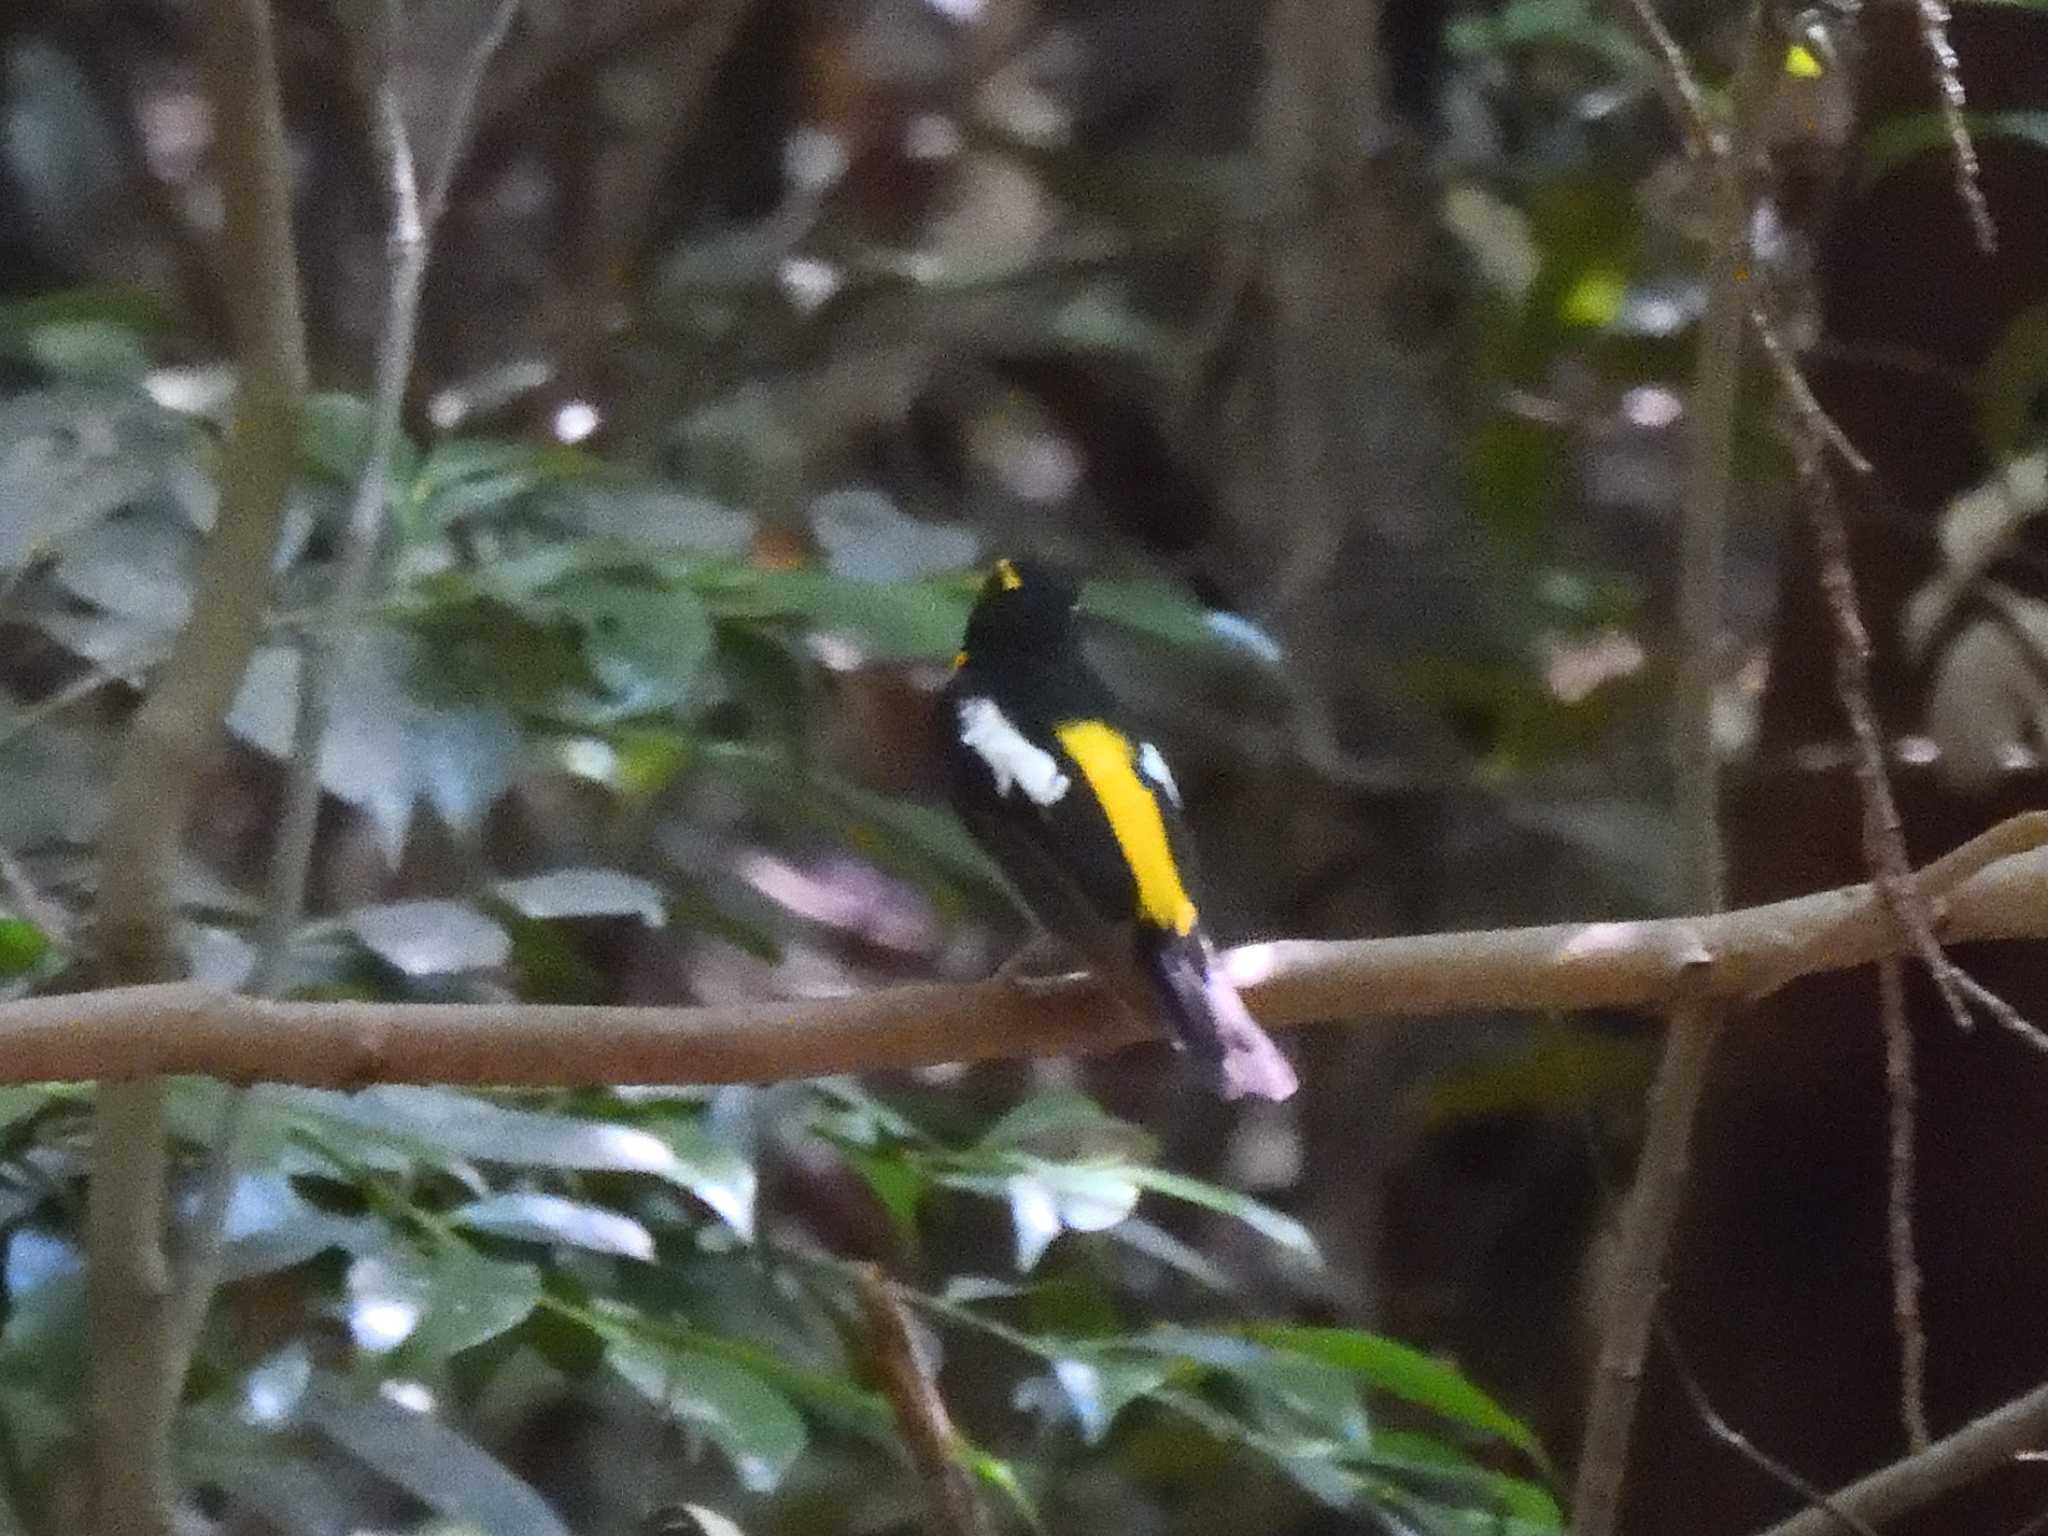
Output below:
[1136,929,1298,1101]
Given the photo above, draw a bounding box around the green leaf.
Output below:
[495,868,667,926]
[689,563,973,658]
[1445,0,1645,69]
[302,1371,569,1536]
[348,1245,541,1361]
[0,1085,56,1135]
[939,1163,1143,1269]
[300,391,420,490]
[1130,1328,1370,1447]
[1047,1351,1173,1443]
[1080,579,1280,663]
[842,1147,927,1250]
[1422,1020,1652,1123]
[961,1449,1045,1533]
[1467,412,1566,542]
[450,1193,656,1262]
[1368,1430,1564,1529]
[218,1171,375,1282]
[557,581,716,718]
[0,286,173,335]
[1249,1325,1549,1467]
[405,438,604,540]
[282,1086,688,1180]
[651,1115,759,1241]
[1120,1167,1320,1261]
[11,320,150,383]
[0,918,51,978]
[977,1092,1147,1155]
[607,1336,808,1493]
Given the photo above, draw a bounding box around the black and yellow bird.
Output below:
[942,558,1298,1101]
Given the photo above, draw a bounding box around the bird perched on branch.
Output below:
[942,557,1298,1101]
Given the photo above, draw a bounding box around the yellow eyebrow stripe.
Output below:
[1053,720,1197,935]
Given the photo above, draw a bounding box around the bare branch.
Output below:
[1571,11,1767,1530]
[1658,1319,1881,1536]
[165,0,524,1414]
[855,1266,991,1536]
[1877,953,1930,1450]
[85,0,308,1528]
[0,827,2035,1085]
[1907,0,1997,253]
[1751,1378,2048,1536]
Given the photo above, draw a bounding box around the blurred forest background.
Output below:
[1,0,2047,1533]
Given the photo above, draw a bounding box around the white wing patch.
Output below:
[958,697,1071,806]
[1137,741,1181,808]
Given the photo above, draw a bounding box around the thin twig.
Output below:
[1797,443,1986,1037]
[1907,0,1997,253]
[1876,953,1930,1450]
[854,1265,991,1536]
[162,0,522,1408]
[1570,12,1768,1532]
[85,0,308,1529]
[0,665,138,754]
[1596,0,1873,483]
[1789,321,1968,1452]
[1657,1318,1881,1536]
[1750,1377,2048,1536]
[1606,0,1719,161]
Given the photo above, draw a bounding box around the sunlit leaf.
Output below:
[283,1087,685,1179]
[51,509,198,626]
[655,1116,758,1241]
[414,704,523,832]
[0,1085,56,1136]
[495,868,667,926]
[451,1192,656,1262]
[1046,1352,1172,1443]
[346,899,511,975]
[240,1342,313,1427]
[219,1170,375,1282]
[842,1146,926,1250]
[347,1245,541,1361]
[0,918,50,978]
[230,635,431,864]
[0,387,187,570]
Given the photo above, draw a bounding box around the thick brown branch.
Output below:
[3,833,2045,1087]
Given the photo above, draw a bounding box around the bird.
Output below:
[941,557,1298,1101]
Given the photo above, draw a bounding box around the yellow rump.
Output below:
[1053,720,1197,935]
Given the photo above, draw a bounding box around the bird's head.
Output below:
[961,557,1080,657]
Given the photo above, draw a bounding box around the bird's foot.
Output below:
[994,934,1093,995]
